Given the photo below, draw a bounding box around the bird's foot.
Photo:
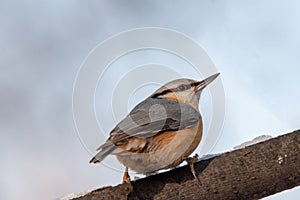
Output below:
[122,167,131,184]
[186,154,201,184]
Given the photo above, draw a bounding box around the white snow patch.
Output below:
[198,153,222,161]
[60,190,92,200]
[234,135,272,150]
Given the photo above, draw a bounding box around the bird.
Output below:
[90,73,220,183]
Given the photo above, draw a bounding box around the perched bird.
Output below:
[90,73,220,183]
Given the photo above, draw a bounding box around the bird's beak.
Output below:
[195,73,220,92]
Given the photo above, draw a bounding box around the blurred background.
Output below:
[1,0,299,199]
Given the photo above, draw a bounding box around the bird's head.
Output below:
[151,73,220,109]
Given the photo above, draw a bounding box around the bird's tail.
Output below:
[89,145,116,164]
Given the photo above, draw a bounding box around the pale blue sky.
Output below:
[0,1,299,199]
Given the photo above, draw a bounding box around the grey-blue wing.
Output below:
[108,98,200,146]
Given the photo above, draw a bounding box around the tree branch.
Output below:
[72,130,300,200]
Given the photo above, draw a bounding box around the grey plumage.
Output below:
[90,97,200,163]
[89,145,116,163]
[111,98,200,140]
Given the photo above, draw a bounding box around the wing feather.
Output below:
[107,98,200,146]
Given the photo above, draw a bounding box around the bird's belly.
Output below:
[116,121,203,174]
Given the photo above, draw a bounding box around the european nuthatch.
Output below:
[90,73,220,183]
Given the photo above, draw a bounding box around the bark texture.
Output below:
[73,130,300,200]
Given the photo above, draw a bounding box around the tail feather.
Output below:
[89,145,116,164]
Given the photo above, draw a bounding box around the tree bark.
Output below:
[73,130,300,200]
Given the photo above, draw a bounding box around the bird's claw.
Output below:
[186,154,201,185]
[122,167,131,184]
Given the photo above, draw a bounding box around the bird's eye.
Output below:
[178,85,186,90]
[178,84,191,91]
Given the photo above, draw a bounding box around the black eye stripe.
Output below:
[151,89,173,98]
[191,81,200,87]
[151,83,192,98]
